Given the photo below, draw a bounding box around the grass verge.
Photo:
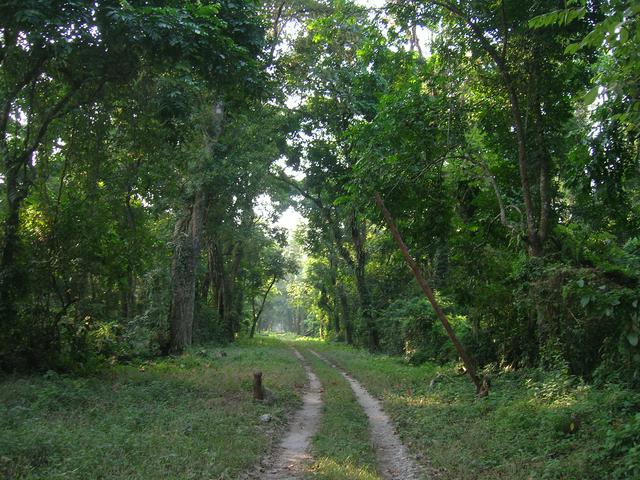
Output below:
[0,336,306,480]
[306,339,639,480]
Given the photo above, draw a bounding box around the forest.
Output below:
[1,0,639,479]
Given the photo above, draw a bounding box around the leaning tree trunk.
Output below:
[375,193,484,394]
[249,276,277,338]
[168,191,207,354]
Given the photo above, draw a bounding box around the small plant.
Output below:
[600,413,640,479]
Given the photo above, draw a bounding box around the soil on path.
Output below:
[309,349,430,480]
[254,348,323,479]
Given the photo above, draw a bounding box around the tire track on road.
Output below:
[309,349,429,480]
[256,347,323,479]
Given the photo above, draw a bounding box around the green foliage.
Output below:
[0,0,271,369]
[376,296,463,365]
[531,0,640,136]
[261,0,640,389]
[600,413,640,479]
[2,0,639,394]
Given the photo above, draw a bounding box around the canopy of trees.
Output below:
[1,0,638,386]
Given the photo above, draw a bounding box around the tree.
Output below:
[0,0,264,368]
[248,237,297,338]
[278,0,393,350]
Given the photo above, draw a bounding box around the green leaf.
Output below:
[529,7,585,29]
[619,26,629,44]
[529,11,563,28]
[565,42,582,55]
[333,195,352,206]
[584,85,599,105]
[580,296,590,308]
[577,279,585,288]
[627,332,639,347]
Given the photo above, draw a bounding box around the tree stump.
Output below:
[253,371,264,401]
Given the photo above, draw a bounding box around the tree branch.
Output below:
[271,171,355,267]
[433,0,541,254]
[267,0,288,66]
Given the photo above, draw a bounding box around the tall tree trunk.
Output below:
[0,176,22,329]
[0,132,28,335]
[227,241,244,340]
[506,87,542,256]
[168,191,207,354]
[534,98,552,246]
[437,1,543,256]
[296,305,302,335]
[210,241,227,335]
[351,213,379,351]
[121,193,137,320]
[209,238,243,342]
[167,100,224,352]
[338,283,353,344]
[328,252,340,334]
[200,269,211,304]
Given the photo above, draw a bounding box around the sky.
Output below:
[276,205,305,232]
[355,0,386,8]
